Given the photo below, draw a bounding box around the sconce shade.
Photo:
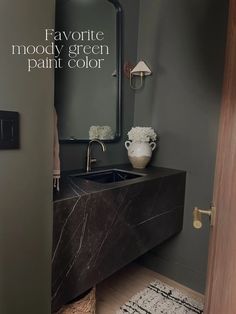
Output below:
[131,61,152,76]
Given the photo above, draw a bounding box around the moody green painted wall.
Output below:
[136,0,228,293]
[0,1,54,313]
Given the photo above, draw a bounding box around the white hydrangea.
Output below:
[127,127,157,142]
[89,126,100,140]
[89,126,115,140]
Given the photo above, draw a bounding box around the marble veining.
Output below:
[52,164,186,313]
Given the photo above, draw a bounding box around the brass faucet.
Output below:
[86,139,106,172]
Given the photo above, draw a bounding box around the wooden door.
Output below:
[204,0,236,313]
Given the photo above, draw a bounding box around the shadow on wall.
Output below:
[190,0,228,87]
[142,0,229,118]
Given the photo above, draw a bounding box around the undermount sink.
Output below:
[71,169,145,184]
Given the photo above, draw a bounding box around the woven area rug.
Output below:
[116,280,204,314]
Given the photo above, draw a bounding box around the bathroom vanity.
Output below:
[52,165,186,312]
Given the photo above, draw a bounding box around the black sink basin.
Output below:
[71,169,145,184]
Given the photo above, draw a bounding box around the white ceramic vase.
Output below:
[125,141,156,169]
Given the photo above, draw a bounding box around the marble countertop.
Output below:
[54,164,185,202]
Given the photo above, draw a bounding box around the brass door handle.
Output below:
[193,206,216,229]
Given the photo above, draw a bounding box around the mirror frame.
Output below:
[59,0,123,144]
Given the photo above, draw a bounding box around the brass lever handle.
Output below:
[193,206,216,229]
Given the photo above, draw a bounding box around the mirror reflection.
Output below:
[55,0,122,142]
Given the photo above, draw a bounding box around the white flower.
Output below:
[89,126,100,140]
[98,126,115,140]
[89,126,114,140]
[127,127,157,142]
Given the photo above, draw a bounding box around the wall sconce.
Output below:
[130,60,152,90]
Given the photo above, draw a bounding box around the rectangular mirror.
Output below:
[55,0,122,143]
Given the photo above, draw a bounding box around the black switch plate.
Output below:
[0,111,20,149]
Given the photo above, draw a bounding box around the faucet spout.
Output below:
[86,139,106,172]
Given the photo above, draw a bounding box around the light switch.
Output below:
[0,111,19,149]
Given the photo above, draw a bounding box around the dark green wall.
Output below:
[0,0,54,313]
[60,0,140,171]
[136,0,228,293]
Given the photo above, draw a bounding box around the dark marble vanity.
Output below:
[52,164,186,312]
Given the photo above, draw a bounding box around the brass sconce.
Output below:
[129,60,152,90]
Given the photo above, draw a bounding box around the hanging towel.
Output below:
[53,108,60,191]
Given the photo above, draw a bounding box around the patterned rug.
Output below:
[116,280,204,314]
